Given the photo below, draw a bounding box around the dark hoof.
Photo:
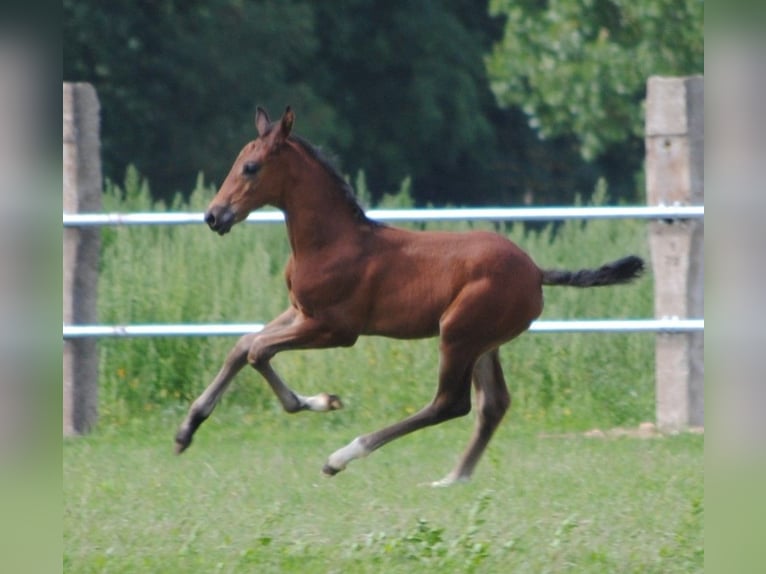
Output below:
[174,431,192,455]
[322,464,341,477]
[175,412,206,454]
[327,394,343,410]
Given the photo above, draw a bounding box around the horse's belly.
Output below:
[361,285,446,339]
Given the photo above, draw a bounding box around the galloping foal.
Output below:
[175,107,644,486]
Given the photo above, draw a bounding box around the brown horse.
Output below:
[175,106,644,486]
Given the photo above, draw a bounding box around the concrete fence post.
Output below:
[63,83,102,435]
[645,76,704,431]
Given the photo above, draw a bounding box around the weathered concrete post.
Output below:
[63,83,101,435]
[645,76,704,431]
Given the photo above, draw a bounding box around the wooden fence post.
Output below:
[645,76,704,431]
[63,83,102,435]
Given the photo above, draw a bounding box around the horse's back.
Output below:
[358,227,543,340]
[380,227,540,283]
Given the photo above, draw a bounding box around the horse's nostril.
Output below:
[204,207,234,234]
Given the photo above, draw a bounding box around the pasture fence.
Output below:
[62,76,703,436]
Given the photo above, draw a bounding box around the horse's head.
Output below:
[205,106,294,235]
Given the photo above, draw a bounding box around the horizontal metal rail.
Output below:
[63,205,704,227]
[63,319,704,338]
[62,206,705,339]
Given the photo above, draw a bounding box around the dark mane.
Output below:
[289,136,382,227]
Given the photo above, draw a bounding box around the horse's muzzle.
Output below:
[204,206,235,235]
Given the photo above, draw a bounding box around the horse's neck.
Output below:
[280,163,364,257]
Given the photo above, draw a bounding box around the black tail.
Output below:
[541,255,645,287]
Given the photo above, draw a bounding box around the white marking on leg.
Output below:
[299,392,342,412]
[325,437,369,473]
[429,474,471,488]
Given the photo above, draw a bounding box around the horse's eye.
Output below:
[242,162,260,176]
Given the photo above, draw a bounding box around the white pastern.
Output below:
[326,437,369,471]
[300,392,342,412]
[301,393,331,411]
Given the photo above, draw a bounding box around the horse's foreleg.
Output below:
[431,349,510,487]
[175,308,298,453]
[246,311,352,413]
[175,332,257,454]
[175,308,350,454]
[255,362,343,413]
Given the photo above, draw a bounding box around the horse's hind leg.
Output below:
[431,349,510,487]
[323,342,476,476]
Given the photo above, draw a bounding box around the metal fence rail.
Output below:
[63,318,704,339]
[63,204,704,227]
[62,205,705,339]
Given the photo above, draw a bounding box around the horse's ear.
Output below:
[255,107,271,136]
[280,106,294,138]
[271,106,294,147]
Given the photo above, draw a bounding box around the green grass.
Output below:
[64,410,703,573]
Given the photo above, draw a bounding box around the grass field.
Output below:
[64,409,703,573]
[65,171,703,572]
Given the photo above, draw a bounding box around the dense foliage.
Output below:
[63,0,701,206]
[487,0,704,187]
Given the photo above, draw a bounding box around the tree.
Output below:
[64,0,524,205]
[305,0,511,204]
[64,0,634,207]
[486,0,704,162]
[64,0,335,198]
